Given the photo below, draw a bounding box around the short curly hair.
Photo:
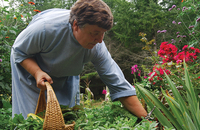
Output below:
[69,0,113,30]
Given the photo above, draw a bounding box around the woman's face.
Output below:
[72,21,107,49]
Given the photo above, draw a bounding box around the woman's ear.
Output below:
[72,20,78,31]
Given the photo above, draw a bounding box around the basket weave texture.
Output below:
[35,82,75,130]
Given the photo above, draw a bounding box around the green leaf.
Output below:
[184,111,197,130]
[136,84,177,129]
[164,71,190,115]
[12,114,25,124]
[1,30,7,36]
[0,76,4,80]
[2,99,11,108]
[161,89,185,129]
[183,61,197,107]
[85,113,94,119]
[0,82,5,89]
[8,30,17,35]
[6,14,10,19]
[183,61,200,130]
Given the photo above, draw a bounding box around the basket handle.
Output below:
[35,82,75,130]
[35,89,46,118]
[43,82,66,129]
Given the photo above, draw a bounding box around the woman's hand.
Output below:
[20,57,53,90]
[34,70,53,90]
[119,95,147,119]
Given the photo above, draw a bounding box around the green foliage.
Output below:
[80,72,98,81]
[0,99,43,130]
[156,1,200,49]
[9,0,76,12]
[133,2,200,129]
[134,121,158,130]
[0,101,159,130]
[11,113,43,130]
[0,0,39,104]
[74,101,156,130]
[0,108,13,130]
[104,0,173,50]
[136,61,200,130]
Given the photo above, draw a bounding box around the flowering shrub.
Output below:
[158,41,200,64]
[148,64,171,87]
[135,3,200,129]
[137,2,200,90]
[0,1,40,102]
[139,41,200,91]
[157,3,200,49]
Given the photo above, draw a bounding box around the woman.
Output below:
[11,0,147,119]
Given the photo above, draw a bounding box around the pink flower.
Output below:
[144,76,147,79]
[102,90,107,95]
[176,60,182,64]
[131,65,139,74]
[196,18,200,22]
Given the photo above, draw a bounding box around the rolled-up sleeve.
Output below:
[12,20,45,63]
[91,42,136,101]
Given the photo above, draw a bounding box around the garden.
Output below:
[0,0,200,129]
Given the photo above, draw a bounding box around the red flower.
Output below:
[148,65,171,84]
[28,2,35,5]
[158,42,199,64]
[5,36,9,38]
[34,9,41,13]
[21,15,23,18]
[182,45,188,51]
[158,42,178,63]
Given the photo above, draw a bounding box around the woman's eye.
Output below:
[90,32,99,36]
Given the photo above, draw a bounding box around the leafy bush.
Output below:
[0,100,160,130]
[137,60,200,130]
[0,1,39,105]
[133,2,200,130]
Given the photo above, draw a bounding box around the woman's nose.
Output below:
[95,33,104,43]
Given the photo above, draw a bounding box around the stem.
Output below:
[176,10,198,42]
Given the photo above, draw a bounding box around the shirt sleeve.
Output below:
[91,42,136,101]
[12,20,45,63]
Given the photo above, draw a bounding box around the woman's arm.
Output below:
[119,95,147,118]
[20,57,53,90]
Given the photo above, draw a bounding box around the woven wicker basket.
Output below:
[35,82,75,130]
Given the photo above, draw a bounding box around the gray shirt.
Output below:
[11,8,136,118]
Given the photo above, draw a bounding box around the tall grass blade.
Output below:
[164,72,190,115]
[183,60,197,107]
[184,111,197,130]
[171,75,189,92]
[136,84,180,129]
[161,89,185,128]
[183,61,200,129]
